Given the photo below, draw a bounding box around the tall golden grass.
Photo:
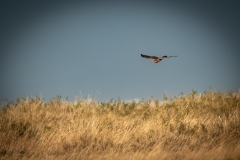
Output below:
[0,90,240,160]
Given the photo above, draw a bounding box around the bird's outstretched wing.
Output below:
[162,55,178,58]
[141,54,158,60]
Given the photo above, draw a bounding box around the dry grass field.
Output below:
[0,90,240,160]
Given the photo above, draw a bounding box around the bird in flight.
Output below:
[141,54,177,63]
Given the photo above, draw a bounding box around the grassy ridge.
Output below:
[0,90,240,160]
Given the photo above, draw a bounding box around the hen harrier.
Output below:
[141,54,177,63]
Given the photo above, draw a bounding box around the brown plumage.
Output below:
[141,54,177,63]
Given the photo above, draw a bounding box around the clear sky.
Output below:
[1,0,240,102]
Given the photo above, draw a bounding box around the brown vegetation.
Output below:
[0,90,240,160]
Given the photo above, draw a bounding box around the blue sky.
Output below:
[1,1,240,102]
